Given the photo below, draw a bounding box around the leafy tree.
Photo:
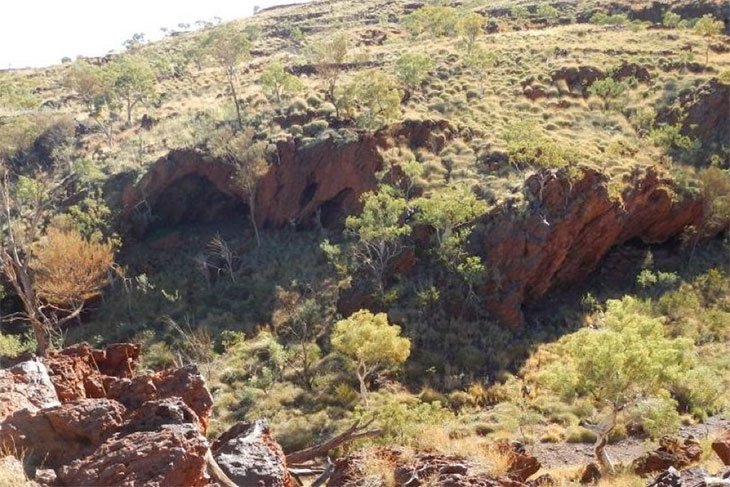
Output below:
[413,183,488,246]
[123,32,147,52]
[0,166,114,356]
[394,53,433,91]
[459,12,485,55]
[414,184,488,303]
[503,120,572,170]
[464,44,496,94]
[350,72,402,129]
[400,158,424,200]
[202,24,252,127]
[405,6,460,38]
[62,61,108,113]
[345,186,411,295]
[331,309,411,405]
[309,33,349,102]
[537,4,560,20]
[511,6,530,20]
[694,14,724,64]
[587,77,626,110]
[260,62,303,104]
[210,128,269,246]
[63,61,120,147]
[30,228,114,309]
[110,55,156,125]
[662,11,682,29]
[539,297,696,472]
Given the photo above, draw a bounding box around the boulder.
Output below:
[105,364,213,433]
[713,430,730,466]
[0,344,219,487]
[0,398,126,468]
[579,462,601,484]
[212,419,294,487]
[633,436,702,475]
[57,424,210,487]
[497,441,541,482]
[43,342,139,402]
[0,360,59,420]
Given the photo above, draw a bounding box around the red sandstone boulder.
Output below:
[43,342,139,402]
[105,364,214,433]
[0,344,217,487]
[633,436,702,475]
[57,424,210,487]
[0,360,59,420]
[0,398,126,468]
[212,419,294,487]
[713,430,730,466]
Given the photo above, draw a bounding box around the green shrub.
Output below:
[303,119,329,137]
[565,426,598,443]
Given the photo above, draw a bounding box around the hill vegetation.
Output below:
[1,0,730,485]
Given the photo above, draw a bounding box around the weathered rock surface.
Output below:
[328,444,540,487]
[0,360,59,420]
[57,424,210,487]
[43,342,139,402]
[121,119,452,234]
[212,419,294,487]
[0,343,216,487]
[0,398,126,468]
[480,166,704,326]
[713,430,730,466]
[633,436,702,475]
[656,78,730,162]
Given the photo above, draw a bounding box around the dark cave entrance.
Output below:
[145,174,248,236]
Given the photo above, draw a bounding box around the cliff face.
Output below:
[121,119,452,234]
[119,122,712,328]
[479,167,703,326]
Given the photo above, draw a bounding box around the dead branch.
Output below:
[285,419,380,465]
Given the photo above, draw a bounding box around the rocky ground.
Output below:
[1,342,729,487]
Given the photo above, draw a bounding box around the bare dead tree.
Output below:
[285,419,381,465]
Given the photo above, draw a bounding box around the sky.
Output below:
[1,0,308,69]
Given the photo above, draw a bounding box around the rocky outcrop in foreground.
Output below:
[0,343,257,487]
[327,443,547,487]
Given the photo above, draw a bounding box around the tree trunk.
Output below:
[356,366,369,407]
[30,317,51,356]
[227,70,243,128]
[249,195,260,247]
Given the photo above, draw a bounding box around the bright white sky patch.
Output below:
[1,0,308,68]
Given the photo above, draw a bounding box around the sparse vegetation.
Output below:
[2,0,730,484]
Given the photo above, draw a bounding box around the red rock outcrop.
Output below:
[212,419,294,487]
[43,342,139,401]
[656,78,730,160]
[713,430,730,465]
[479,166,704,326]
[0,343,218,487]
[121,119,452,234]
[0,360,59,420]
[327,444,541,487]
[57,424,210,487]
[632,436,702,475]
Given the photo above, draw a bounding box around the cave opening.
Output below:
[145,174,248,236]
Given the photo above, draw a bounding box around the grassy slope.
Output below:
[2,0,730,484]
